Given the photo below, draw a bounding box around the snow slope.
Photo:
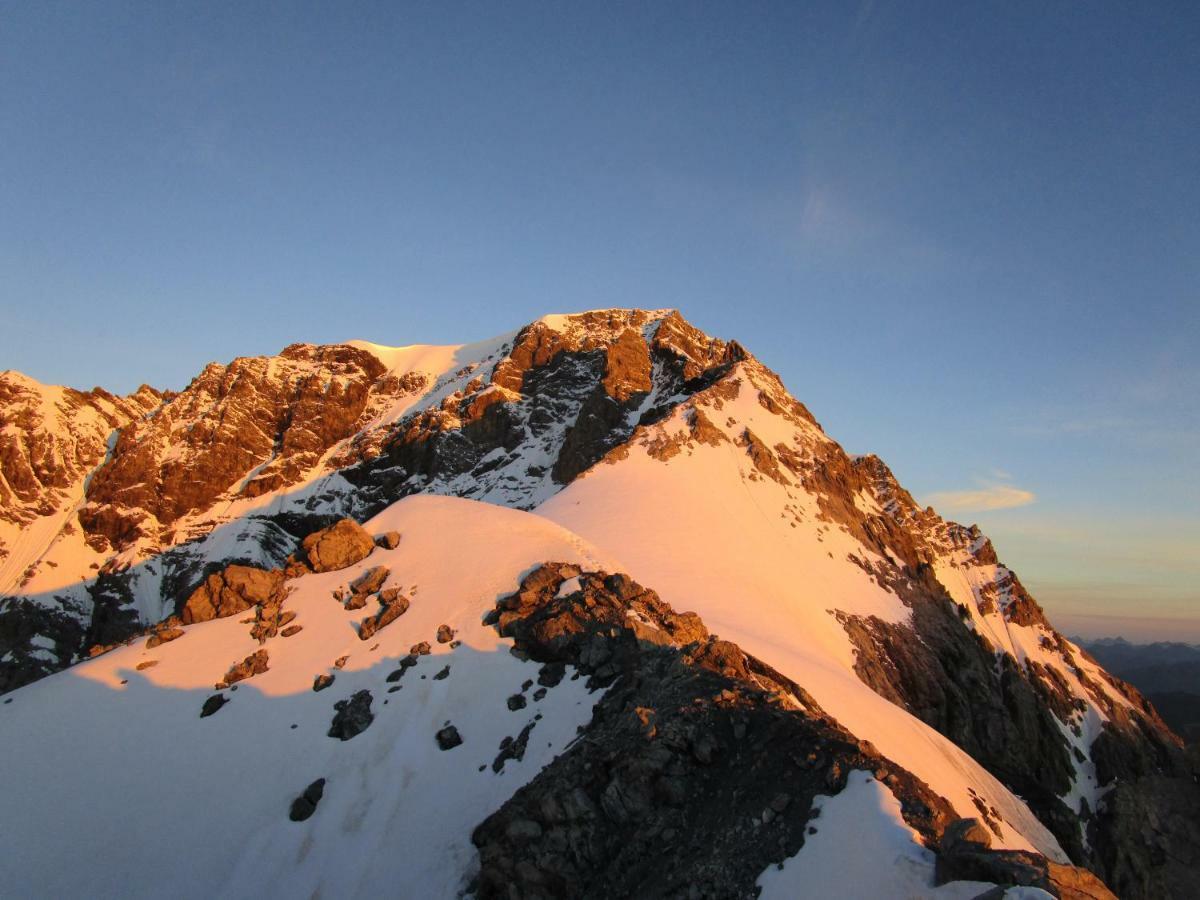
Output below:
[0,496,614,899]
[758,771,1022,900]
[537,362,1066,861]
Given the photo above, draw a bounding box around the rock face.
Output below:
[81,345,396,546]
[0,372,163,547]
[302,519,375,573]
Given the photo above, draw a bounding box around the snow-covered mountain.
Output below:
[0,309,1194,898]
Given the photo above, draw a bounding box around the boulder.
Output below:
[288,778,326,822]
[376,531,401,550]
[200,694,227,718]
[358,593,410,641]
[313,673,335,692]
[436,725,463,750]
[350,566,390,596]
[145,626,184,649]
[302,519,375,573]
[942,818,993,853]
[436,624,456,644]
[328,690,374,741]
[221,649,270,686]
[182,565,283,625]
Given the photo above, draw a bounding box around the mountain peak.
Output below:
[0,309,1195,898]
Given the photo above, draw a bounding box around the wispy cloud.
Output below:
[926,484,1036,512]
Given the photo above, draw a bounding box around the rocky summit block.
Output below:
[302,518,375,573]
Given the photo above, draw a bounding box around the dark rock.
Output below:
[410,641,431,656]
[200,694,227,717]
[281,624,302,637]
[436,725,463,750]
[943,817,993,853]
[433,666,451,680]
[538,661,566,687]
[507,694,528,711]
[376,531,401,550]
[436,624,456,644]
[313,673,335,692]
[288,778,326,822]
[328,690,374,740]
[344,593,367,611]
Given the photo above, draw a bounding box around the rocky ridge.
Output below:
[473,562,1113,900]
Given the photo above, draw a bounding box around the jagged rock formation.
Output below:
[0,371,164,688]
[0,309,1194,897]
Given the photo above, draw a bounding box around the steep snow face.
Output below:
[537,359,1065,860]
[0,496,616,899]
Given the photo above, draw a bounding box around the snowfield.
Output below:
[537,368,1065,861]
[0,497,611,899]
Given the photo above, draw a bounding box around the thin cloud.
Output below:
[926,484,1036,512]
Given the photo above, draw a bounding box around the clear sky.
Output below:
[2,2,1197,640]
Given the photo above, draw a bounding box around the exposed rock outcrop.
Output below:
[220,649,269,686]
[181,565,284,625]
[357,590,409,642]
[302,519,375,573]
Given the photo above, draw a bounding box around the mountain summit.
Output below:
[0,309,1194,898]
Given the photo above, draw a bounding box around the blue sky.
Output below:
[2,2,1197,639]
